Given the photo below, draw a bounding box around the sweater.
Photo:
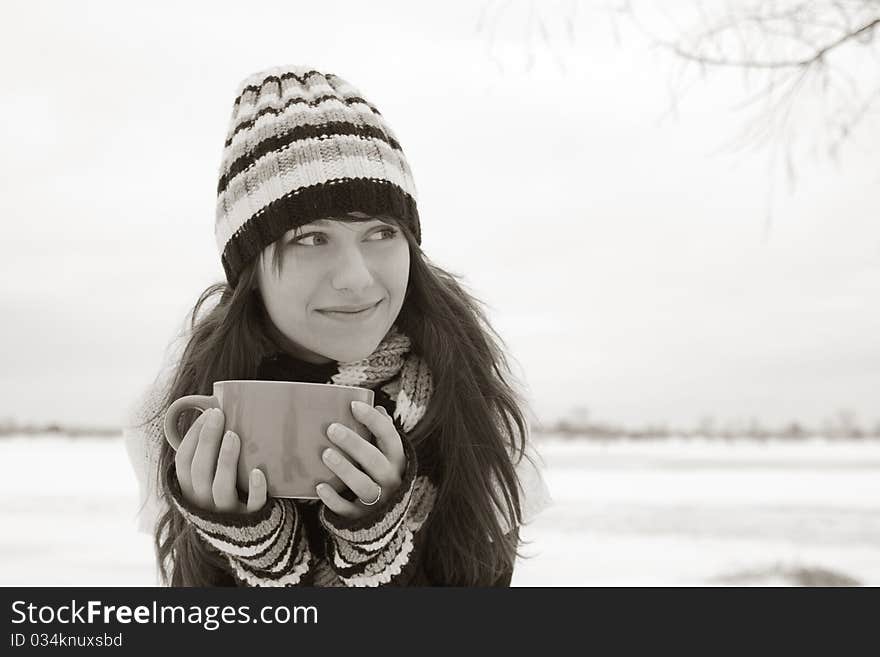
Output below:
[128,352,553,587]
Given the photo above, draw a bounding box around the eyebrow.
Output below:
[301,217,387,228]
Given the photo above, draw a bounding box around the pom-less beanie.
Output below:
[214,65,421,287]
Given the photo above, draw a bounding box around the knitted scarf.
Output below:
[330,324,433,434]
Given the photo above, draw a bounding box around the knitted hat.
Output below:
[215,65,421,287]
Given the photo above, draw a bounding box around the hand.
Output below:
[316,401,406,520]
[174,407,267,514]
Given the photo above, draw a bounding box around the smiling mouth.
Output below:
[317,300,382,316]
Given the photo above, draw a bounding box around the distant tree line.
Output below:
[532,408,880,441]
[0,418,120,438]
[4,410,878,441]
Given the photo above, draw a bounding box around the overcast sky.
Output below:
[2,0,878,431]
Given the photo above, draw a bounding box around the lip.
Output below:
[319,300,382,313]
[317,299,383,320]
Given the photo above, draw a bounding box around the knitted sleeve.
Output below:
[125,375,313,587]
[317,433,438,587]
[165,464,313,586]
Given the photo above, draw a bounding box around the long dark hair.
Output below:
[143,214,535,586]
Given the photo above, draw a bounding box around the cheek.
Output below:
[386,245,410,294]
[262,275,308,322]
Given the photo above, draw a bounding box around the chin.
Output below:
[319,335,383,364]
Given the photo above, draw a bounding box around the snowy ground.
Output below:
[1,435,877,586]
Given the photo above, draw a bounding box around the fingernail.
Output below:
[224,430,237,443]
[250,469,261,483]
[323,448,340,465]
[327,423,340,440]
[316,483,326,495]
[351,400,367,412]
[208,409,223,426]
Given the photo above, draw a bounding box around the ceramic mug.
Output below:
[163,380,375,499]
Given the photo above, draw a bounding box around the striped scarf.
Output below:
[331,324,433,434]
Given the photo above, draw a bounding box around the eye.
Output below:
[290,226,398,247]
[291,232,327,247]
[369,227,399,241]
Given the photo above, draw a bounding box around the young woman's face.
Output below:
[256,215,410,364]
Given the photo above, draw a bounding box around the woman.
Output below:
[125,65,551,587]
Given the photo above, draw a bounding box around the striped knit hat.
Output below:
[215,65,421,287]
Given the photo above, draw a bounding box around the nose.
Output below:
[330,244,375,293]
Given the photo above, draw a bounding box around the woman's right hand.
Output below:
[174,407,267,514]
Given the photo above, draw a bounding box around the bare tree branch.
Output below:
[473,0,879,232]
[665,17,878,69]
[620,0,880,231]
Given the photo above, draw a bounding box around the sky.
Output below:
[1,0,878,431]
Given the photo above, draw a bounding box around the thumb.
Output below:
[245,468,267,513]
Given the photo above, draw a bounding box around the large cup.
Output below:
[163,380,375,499]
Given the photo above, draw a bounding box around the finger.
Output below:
[350,401,405,467]
[211,431,241,512]
[327,422,395,484]
[191,408,225,508]
[245,469,267,513]
[376,404,397,429]
[315,482,360,518]
[321,448,379,503]
[174,408,213,502]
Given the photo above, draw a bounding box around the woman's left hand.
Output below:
[316,400,406,519]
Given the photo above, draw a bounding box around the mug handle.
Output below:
[163,394,220,450]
